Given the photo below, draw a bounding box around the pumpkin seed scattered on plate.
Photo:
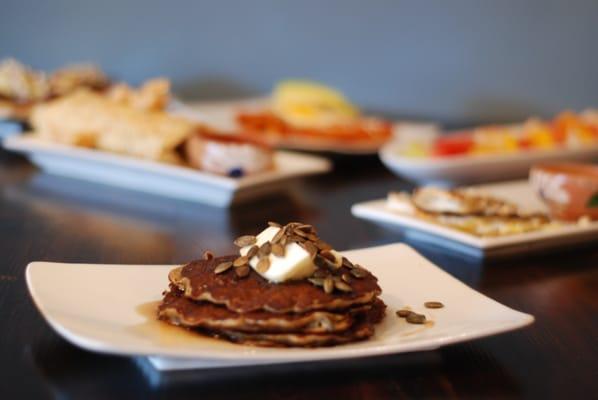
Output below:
[424,301,444,309]
[406,313,426,324]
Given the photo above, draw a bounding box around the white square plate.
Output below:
[26,244,533,371]
[2,134,331,207]
[352,181,598,258]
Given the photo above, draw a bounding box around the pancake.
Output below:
[169,255,382,314]
[205,299,386,347]
[158,287,361,333]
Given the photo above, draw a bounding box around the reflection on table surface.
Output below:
[1,151,596,399]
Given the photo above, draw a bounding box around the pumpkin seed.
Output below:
[271,228,285,243]
[246,245,259,259]
[396,309,411,318]
[341,273,352,283]
[279,235,288,246]
[233,256,249,267]
[334,280,352,292]
[308,278,324,287]
[307,234,319,242]
[342,257,354,269]
[256,257,270,273]
[214,261,232,274]
[314,255,328,269]
[300,241,317,257]
[258,242,272,257]
[350,268,367,279]
[315,240,332,251]
[235,265,250,278]
[294,228,309,238]
[271,243,285,257]
[320,250,335,262]
[287,234,303,244]
[234,235,256,247]
[424,301,444,309]
[319,317,333,332]
[406,313,426,324]
[202,250,214,260]
[323,277,334,294]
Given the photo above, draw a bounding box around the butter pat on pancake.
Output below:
[239,226,315,282]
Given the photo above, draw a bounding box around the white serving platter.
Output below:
[26,243,533,371]
[380,139,598,185]
[351,180,598,258]
[2,134,331,207]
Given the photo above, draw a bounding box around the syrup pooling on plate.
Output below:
[157,222,386,347]
[131,301,239,349]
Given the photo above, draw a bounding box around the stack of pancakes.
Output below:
[157,225,385,347]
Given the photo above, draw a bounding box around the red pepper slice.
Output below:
[432,133,474,157]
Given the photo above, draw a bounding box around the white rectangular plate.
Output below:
[2,135,331,207]
[26,244,533,371]
[352,181,598,257]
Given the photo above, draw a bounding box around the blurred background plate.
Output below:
[379,139,598,185]
[351,180,598,258]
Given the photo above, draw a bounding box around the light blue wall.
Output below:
[2,0,597,123]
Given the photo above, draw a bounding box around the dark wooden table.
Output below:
[0,149,596,399]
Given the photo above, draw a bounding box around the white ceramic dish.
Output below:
[352,181,598,258]
[380,139,598,185]
[173,99,399,155]
[2,135,331,207]
[26,243,533,371]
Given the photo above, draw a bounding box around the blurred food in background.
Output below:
[386,186,560,237]
[28,79,273,177]
[395,110,598,159]
[234,80,393,153]
[0,58,109,120]
[381,111,598,185]
[530,162,598,221]
[184,127,273,176]
[352,178,598,258]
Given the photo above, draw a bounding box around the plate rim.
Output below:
[2,134,332,190]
